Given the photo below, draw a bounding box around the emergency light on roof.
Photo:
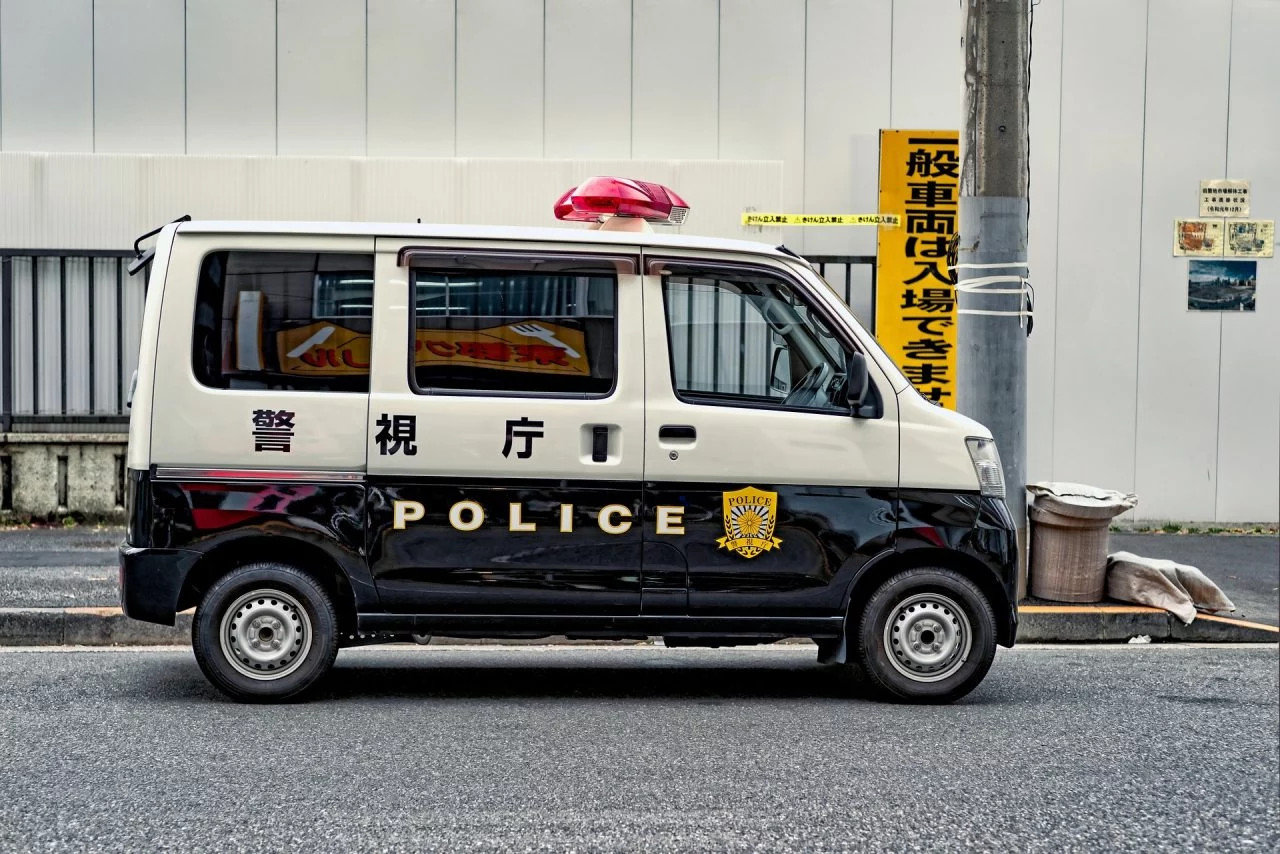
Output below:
[554,177,689,232]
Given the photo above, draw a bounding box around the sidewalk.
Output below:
[0,527,1275,645]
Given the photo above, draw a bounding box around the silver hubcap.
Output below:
[219,588,312,681]
[883,592,971,683]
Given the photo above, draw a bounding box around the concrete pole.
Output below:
[958,0,1031,596]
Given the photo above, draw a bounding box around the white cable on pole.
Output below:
[948,261,1034,325]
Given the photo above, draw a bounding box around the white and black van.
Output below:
[120,177,1018,703]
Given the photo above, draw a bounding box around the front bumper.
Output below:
[119,543,202,626]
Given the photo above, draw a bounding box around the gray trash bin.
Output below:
[1027,482,1139,603]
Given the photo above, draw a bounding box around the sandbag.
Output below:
[1105,551,1236,624]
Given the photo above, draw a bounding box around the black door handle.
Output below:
[659,425,697,441]
[592,425,609,462]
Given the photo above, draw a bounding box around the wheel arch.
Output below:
[177,536,359,637]
[842,548,1016,648]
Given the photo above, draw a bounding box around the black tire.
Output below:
[192,563,339,703]
[854,567,997,704]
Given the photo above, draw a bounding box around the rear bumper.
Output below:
[119,544,202,626]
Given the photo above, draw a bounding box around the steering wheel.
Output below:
[782,362,833,408]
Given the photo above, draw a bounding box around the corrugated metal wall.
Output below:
[0,0,1276,521]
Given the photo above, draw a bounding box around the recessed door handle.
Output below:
[659,425,697,441]
[591,425,609,462]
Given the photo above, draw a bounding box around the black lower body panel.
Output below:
[119,544,203,625]
[357,613,844,640]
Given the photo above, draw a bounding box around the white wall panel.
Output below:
[544,0,631,158]
[803,0,892,256]
[355,158,462,224]
[0,0,94,152]
[889,0,961,130]
[1132,0,1230,522]
[92,0,185,154]
[367,0,455,157]
[1217,0,1280,522]
[632,0,718,159]
[1025,0,1063,484]
[0,152,780,247]
[1051,0,1147,497]
[673,160,784,241]
[277,0,366,156]
[456,0,543,157]
[186,0,276,155]
[719,0,805,248]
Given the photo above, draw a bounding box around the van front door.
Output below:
[365,246,644,615]
[641,258,900,617]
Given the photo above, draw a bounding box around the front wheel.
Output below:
[855,567,997,704]
[193,563,339,703]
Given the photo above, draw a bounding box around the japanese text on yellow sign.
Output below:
[875,130,960,409]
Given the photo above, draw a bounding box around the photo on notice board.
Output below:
[1188,259,1256,312]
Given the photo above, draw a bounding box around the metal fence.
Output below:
[0,250,148,432]
[0,250,874,432]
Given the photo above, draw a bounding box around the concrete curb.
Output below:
[2,605,1277,647]
[0,608,193,646]
[1016,604,1280,643]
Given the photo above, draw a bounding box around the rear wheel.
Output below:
[193,563,339,703]
[855,567,996,704]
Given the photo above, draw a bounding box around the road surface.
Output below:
[0,644,1275,852]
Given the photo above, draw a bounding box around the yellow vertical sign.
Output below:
[875,130,960,409]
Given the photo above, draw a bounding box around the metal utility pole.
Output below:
[958,0,1031,594]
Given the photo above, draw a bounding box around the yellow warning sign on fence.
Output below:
[741,213,901,227]
[875,129,961,410]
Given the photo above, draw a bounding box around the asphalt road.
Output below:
[2,529,1276,626]
[0,645,1276,853]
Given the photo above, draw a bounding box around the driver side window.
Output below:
[661,265,851,414]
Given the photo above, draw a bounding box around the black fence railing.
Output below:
[0,249,876,432]
[805,255,877,333]
[0,250,145,432]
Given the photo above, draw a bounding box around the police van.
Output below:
[120,177,1018,704]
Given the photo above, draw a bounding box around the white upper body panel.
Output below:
[135,218,990,494]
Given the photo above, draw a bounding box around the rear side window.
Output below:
[409,262,617,397]
[192,251,375,392]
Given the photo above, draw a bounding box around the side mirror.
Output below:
[845,352,871,416]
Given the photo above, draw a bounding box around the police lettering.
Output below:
[391,499,687,535]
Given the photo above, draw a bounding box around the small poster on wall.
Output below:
[1225,220,1274,257]
[1188,259,1256,312]
[1200,180,1250,217]
[1174,219,1224,256]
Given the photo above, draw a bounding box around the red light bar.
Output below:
[554,176,689,225]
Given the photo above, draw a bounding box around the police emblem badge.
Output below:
[717,486,783,559]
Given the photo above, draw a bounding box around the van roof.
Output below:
[175,220,793,259]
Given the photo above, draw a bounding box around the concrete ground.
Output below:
[0,644,1275,852]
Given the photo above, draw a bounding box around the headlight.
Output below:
[965,437,1005,498]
